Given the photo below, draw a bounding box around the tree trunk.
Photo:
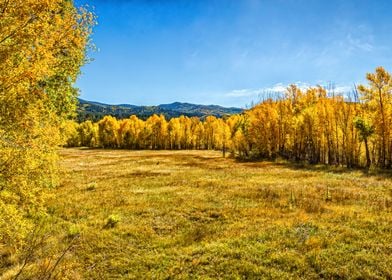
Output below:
[364,138,371,168]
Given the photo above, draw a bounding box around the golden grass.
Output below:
[44,149,392,279]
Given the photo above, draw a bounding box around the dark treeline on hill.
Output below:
[65,67,392,169]
[77,98,244,122]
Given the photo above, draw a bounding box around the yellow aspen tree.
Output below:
[182,116,194,149]
[226,114,249,157]
[231,129,247,157]
[0,0,94,273]
[78,120,95,147]
[98,116,120,148]
[214,119,231,157]
[168,117,182,149]
[193,121,205,149]
[62,120,80,147]
[146,114,168,149]
[118,119,132,149]
[358,67,392,167]
[131,115,145,149]
[246,100,279,158]
[204,116,217,150]
[189,117,202,149]
[178,116,190,149]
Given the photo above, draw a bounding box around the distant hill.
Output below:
[77,99,243,122]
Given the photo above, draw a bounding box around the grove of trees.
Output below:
[65,67,392,169]
[64,114,234,152]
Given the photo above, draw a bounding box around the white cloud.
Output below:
[226,82,354,99]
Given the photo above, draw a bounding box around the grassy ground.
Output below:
[45,149,392,279]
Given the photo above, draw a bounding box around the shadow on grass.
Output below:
[235,157,392,179]
[64,148,392,179]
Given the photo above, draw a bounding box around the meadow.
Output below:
[35,148,392,279]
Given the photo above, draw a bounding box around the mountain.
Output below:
[76,99,243,122]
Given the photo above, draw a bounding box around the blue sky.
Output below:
[75,0,392,107]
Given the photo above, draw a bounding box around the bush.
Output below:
[105,215,121,229]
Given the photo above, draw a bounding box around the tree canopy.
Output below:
[0,0,94,276]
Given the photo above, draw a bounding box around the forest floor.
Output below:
[46,148,392,279]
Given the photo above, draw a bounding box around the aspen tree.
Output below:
[358,67,392,167]
[0,0,94,271]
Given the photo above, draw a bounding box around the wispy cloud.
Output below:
[313,23,376,68]
[226,88,265,98]
[346,33,374,52]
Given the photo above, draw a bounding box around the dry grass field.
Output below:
[44,149,392,279]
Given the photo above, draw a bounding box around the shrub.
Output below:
[86,182,97,191]
[105,215,121,229]
[67,225,81,239]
